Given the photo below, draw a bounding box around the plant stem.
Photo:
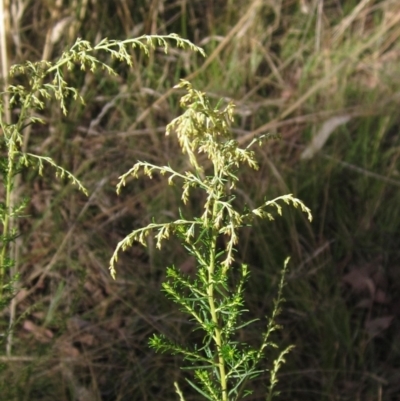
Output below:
[0,0,11,125]
[4,160,14,356]
[0,206,9,298]
[0,0,11,300]
[208,200,228,401]
[0,130,14,300]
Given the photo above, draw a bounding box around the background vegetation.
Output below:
[1,0,400,400]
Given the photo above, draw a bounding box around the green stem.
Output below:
[208,200,228,401]
[0,139,14,299]
[0,0,10,299]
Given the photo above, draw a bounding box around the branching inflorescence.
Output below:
[111,80,312,401]
[0,34,204,354]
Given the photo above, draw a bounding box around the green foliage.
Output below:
[111,81,312,400]
[0,34,204,351]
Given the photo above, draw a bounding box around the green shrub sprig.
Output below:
[0,34,204,352]
[111,80,312,400]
